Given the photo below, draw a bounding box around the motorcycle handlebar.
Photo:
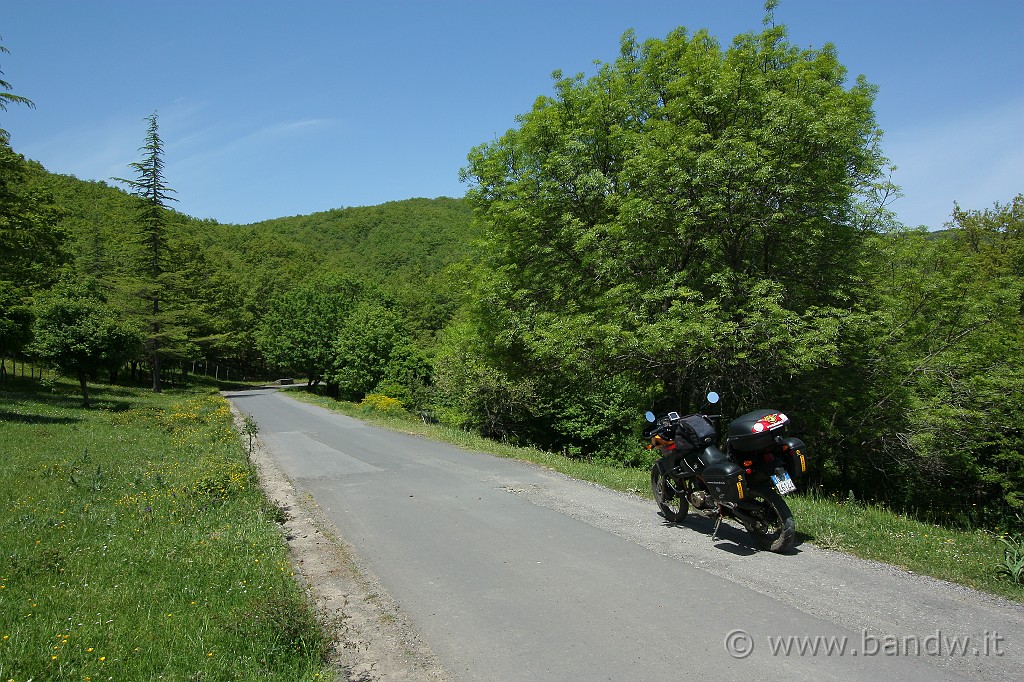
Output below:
[649,410,716,425]
[645,410,720,442]
[647,422,671,438]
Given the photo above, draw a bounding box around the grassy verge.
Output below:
[0,376,333,681]
[788,492,1022,601]
[290,389,1024,604]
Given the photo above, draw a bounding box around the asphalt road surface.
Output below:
[226,387,1023,682]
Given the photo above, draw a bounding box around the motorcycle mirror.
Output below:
[706,391,720,404]
[644,411,656,423]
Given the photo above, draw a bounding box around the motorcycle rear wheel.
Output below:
[744,488,796,552]
[651,465,689,523]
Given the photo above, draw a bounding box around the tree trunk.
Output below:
[151,298,161,393]
[78,372,91,407]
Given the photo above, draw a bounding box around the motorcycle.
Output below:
[644,392,807,553]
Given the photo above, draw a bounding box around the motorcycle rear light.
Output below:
[745,468,753,475]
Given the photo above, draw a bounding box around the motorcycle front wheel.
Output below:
[744,488,796,552]
[651,465,689,523]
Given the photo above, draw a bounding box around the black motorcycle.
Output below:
[644,392,807,553]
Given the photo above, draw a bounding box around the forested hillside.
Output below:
[6,160,478,385]
[2,19,1022,533]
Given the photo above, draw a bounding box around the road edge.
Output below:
[228,400,452,682]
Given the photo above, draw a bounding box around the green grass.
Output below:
[292,389,1024,604]
[789,492,1024,601]
[0,376,333,681]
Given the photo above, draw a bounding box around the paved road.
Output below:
[226,387,1022,681]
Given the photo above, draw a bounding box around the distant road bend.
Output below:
[226,387,1023,682]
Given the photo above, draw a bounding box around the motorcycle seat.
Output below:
[698,445,728,469]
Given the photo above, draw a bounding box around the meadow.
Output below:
[0,376,332,681]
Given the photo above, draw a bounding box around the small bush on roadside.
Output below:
[996,522,1024,585]
[359,393,405,415]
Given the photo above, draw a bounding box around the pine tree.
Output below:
[114,112,177,391]
[0,38,35,141]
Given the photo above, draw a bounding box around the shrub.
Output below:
[359,393,405,415]
[996,527,1024,585]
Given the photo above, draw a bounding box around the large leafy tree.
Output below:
[255,275,363,386]
[456,15,894,457]
[30,285,142,406]
[114,113,177,391]
[329,297,412,401]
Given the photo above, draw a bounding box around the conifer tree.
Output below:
[0,37,35,141]
[114,112,176,391]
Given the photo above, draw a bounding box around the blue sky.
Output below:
[2,0,1022,227]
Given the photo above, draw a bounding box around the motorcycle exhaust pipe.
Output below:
[718,503,759,529]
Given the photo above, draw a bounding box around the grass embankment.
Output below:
[292,389,1024,604]
[0,377,332,681]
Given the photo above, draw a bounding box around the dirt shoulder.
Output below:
[230,404,451,682]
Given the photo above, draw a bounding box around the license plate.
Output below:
[772,471,796,495]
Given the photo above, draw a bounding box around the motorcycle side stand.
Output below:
[711,511,724,542]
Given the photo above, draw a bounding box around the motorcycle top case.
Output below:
[702,460,747,503]
[673,415,717,453]
[727,409,790,453]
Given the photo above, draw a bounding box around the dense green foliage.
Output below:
[451,23,890,460]
[443,21,1023,528]
[29,283,142,406]
[1,18,1021,532]
[245,198,477,333]
[0,142,64,380]
[8,165,477,391]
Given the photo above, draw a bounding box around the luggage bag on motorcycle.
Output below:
[777,436,808,478]
[673,415,717,453]
[702,460,747,502]
[727,410,790,453]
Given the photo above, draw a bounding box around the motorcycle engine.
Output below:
[689,490,711,509]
